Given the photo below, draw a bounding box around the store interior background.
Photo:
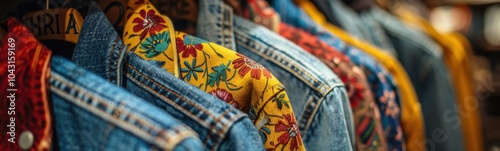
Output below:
[1,0,500,150]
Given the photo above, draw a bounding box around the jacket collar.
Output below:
[197,0,237,50]
[72,2,128,86]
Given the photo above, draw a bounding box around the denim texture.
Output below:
[70,3,264,150]
[49,56,202,151]
[197,1,354,150]
[269,0,408,150]
[313,0,397,56]
[328,5,464,150]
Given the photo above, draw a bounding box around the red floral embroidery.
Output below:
[233,54,272,80]
[275,113,302,151]
[209,88,240,109]
[132,9,167,39]
[176,35,205,58]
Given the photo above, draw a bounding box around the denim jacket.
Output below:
[196,1,354,150]
[269,0,408,150]
[0,18,203,150]
[50,56,203,150]
[69,2,264,150]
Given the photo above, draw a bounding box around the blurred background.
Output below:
[1,0,499,150]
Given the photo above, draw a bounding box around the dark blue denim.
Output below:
[197,1,354,150]
[50,56,203,151]
[70,2,264,151]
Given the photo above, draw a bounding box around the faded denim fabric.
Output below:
[269,0,408,150]
[50,56,203,151]
[197,1,354,151]
[69,3,264,151]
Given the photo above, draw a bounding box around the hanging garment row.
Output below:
[0,0,481,151]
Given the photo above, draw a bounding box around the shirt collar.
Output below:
[123,0,180,77]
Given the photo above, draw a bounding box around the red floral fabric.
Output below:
[0,18,52,151]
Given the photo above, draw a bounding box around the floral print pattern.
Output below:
[176,35,205,58]
[124,1,305,150]
[209,88,240,109]
[139,31,170,58]
[132,9,166,40]
[275,114,302,151]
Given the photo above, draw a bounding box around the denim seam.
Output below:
[299,83,344,133]
[203,107,235,148]
[49,74,196,150]
[107,37,119,83]
[210,107,240,151]
[235,31,327,85]
[115,41,126,87]
[234,32,332,94]
[126,64,241,148]
[124,72,225,144]
[126,64,222,122]
[100,101,127,149]
[297,95,315,135]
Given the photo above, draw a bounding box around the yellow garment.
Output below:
[296,1,425,150]
[123,1,306,150]
[396,8,483,151]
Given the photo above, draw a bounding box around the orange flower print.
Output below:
[275,113,302,151]
[209,88,240,109]
[132,9,167,40]
[233,54,272,80]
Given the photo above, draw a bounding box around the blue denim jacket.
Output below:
[269,0,407,150]
[196,1,354,150]
[50,56,203,151]
[69,2,264,151]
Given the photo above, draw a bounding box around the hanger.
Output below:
[19,0,84,44]
[342,0,374,11]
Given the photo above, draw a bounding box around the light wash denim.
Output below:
[269,0,407,150]
[196,1,354,150]
[50,56,203,151]
[70,2,264,150]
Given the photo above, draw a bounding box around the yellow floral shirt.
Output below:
[123,0,305,150]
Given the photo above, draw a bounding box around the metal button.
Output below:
[19,131,34,150]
